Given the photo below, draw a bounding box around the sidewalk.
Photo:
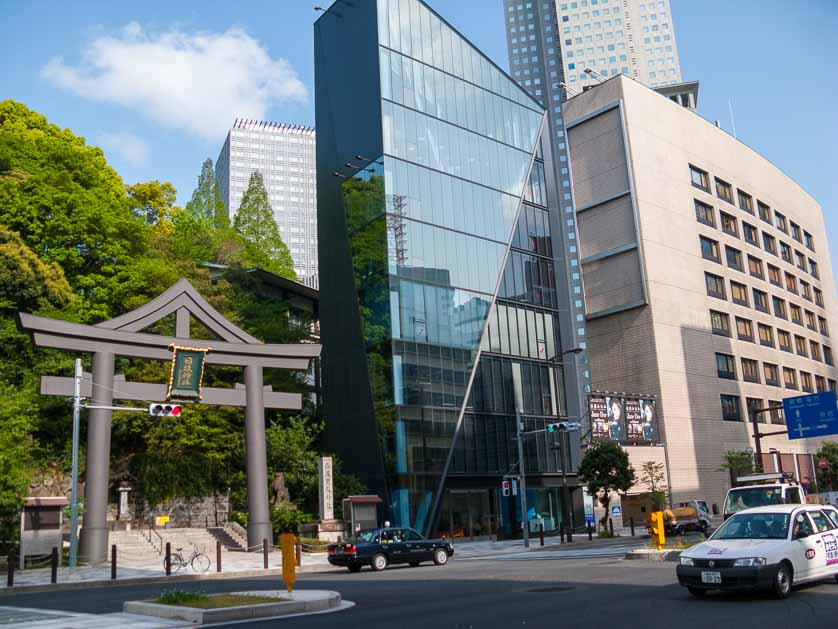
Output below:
[0,550,332,593]
[450,530,650,558]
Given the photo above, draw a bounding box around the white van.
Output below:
[723,473,805,521]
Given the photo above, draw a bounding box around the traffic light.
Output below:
[649,511,666,550]
[149,403,182,417]
[547,421,581,433]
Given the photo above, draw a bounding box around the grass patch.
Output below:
[154,590,285,609]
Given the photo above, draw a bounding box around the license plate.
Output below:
[336,547,343,554]
[701,571,722,584]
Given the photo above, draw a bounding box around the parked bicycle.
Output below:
[165,543,211,573]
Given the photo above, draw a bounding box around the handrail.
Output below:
[140,525,163,555]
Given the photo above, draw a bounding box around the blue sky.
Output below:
[1,0,836,282]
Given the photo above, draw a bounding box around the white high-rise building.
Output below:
[216,119,318,288]
[556,0,682,89]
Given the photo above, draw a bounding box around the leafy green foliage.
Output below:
[156,589,209,605]
[234,172,295,280]
[127,180,178,225]
[816,442,838,491]
[638,461,669,510]
[185,158,228,229]
[718,449,755,486]
[577,441,635,527]
[272,505,314,536]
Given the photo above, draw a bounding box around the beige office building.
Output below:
[563,75,837,512]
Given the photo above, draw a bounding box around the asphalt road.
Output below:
[3,554,838,629]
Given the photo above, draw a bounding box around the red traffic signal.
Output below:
[149,403,182,417]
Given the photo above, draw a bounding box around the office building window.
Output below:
[763,363,780,387]
[806,310,817,331]
[742,358,760,383]
[705,273,726,299]
[785,273,798,294]
[778,329,792,352]
[790,303,803,326]
[738,189,754,214]
[690,164,709,191]
[710,310,731,336]
[772,296,787,319]
[746,397,764,424]
[758,323,774,347]
[736,317,754,342]
[815,375,827,392]
[730,281,748,306]
[720,211,738,237]
[790,222,801,242]
[780,241,793,264]
[808,259,819,279]
[694,199,715,226]
[716,353,737,379]
[804,231,815,251]
[801,371,813,393]
[801,281,811,301]
[830,380,837,394]
[814,288,824,307]
[783,367,798,390]
[767,264,782,287]
[725,246,744,272]
[753,289,769,313]
[715,178,733,204]
[721,394,741,421]
[825,346,834,366]
[794,335,808,357]
[758,201,771,224]
[810,340,821,361]
[740,225,758,250]
[762,233,777,255]
[747,255,764,279]
[768,401,784,424]
[819,316,830,337]
[795,251,806,271]
[700,236,720,263]
[774,212,788,233]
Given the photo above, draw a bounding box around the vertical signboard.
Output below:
[590,395,610,441]
[588,394,659,445]
[166,345,210,401]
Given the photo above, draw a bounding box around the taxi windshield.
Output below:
[725,487,783,514]
[354,529,379,543]
[712,512,790,540]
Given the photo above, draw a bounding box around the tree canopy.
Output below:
[577,441,635,527]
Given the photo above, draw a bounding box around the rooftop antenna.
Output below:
[728,99,737,138]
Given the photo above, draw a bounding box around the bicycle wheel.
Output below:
[191,552,211,573]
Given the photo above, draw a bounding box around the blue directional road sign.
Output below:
[783,391,838,439]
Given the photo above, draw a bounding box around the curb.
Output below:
[124,589,342,624]
[0,563,338,595]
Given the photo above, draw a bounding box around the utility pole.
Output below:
[512,364,529,548]
[69,358,82,567]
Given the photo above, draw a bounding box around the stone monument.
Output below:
[300,455,344,542]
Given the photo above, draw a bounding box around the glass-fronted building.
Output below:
[315,0,585,539]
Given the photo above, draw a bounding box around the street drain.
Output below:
[526,586,573,593]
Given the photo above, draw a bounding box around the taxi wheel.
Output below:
[347,564,362,573]
[371,553,388,571]
[687,587,707,598]
[772,562,793,599]
[433,548,449,566]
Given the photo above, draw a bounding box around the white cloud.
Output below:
[97,130,150,167]
[42,22,308,141]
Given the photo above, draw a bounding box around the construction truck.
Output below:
[661,500,712,535]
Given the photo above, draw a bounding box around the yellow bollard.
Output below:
[280,533,296,593]
[649,511,666,550]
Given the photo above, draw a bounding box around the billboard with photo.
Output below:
[588,395,658,445]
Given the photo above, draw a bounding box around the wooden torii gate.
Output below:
[17,279,321,563]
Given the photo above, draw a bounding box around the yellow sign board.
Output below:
[155,515,170,527]
[280,533,296,593]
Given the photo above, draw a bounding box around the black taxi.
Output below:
[327,527,454,572]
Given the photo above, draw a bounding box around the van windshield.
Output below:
[725,487,783,514]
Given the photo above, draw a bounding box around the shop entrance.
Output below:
[435,489,498,540]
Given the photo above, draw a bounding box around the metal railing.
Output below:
[139,526,163,555]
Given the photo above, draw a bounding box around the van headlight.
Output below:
[679,557,694,566]
[733,557,767,567]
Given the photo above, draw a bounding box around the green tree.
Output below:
[638,461,669,510]
[0,225,72,312]
[718,450,755,487]
[577,441,636,527]
[185,158,229,229]
[234,172,295,279]
[816,442,838,491]
[127,180,178,225]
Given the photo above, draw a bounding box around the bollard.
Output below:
[609,518,614,536]
[6,551,14,587]
[630,517,635,537]
[567,525,573,543]
[50,547,58,584]
[165,542,171,576]
[263,539,269,569]
[539,523,544,547]
[295,538,302,567]
[111,544,117,580]
[216,540,222,573]
[559,526,565,543]
[587,523,593,541]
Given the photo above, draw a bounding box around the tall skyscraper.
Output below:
[316,0,586,538]
[216,119,319,288]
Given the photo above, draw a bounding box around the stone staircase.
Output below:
[208,526,246,551]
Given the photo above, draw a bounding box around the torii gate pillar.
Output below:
[245,364,272,547]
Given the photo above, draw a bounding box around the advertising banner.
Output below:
[588,395,659,445]
[589,395,610,441]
